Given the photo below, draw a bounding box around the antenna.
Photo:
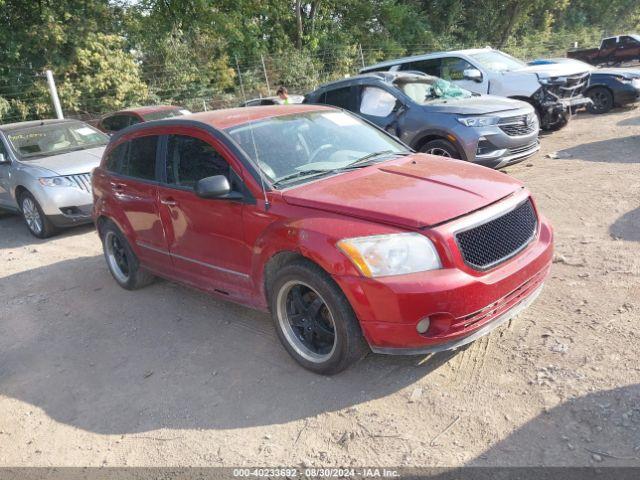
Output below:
[244,110,270,211]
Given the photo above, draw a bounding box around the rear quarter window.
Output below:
[106,136,158,181]
[103,142,127,173]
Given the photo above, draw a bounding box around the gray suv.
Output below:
[304,72,539,168]
[0,119,108,237]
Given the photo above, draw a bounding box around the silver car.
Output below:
[0,119,108,238]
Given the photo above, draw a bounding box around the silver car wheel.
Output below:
[425,147,452,158]
[104,231,130,284]
[276,280,337,364]
[21,197,43,235]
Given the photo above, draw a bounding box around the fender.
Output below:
[249,206,404,303]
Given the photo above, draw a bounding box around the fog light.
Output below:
[416,317,431,334]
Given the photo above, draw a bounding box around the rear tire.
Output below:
[100,220,155,290]
[268,259,369,374]
[586,87,613,114]
[19,191,57,238]
[419,139,460,159]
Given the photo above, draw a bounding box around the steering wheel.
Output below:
[308,144,336,164]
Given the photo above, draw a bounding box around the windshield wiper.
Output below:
[345,150,412,168]
[272,150,412,188]
[271,169,334,188]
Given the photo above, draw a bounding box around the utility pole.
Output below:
[45,70,64,119]
[358,44,366,69]
[235,56,247,102]
[261,55,272,96]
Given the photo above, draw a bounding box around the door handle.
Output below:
[160,198,177,206]
[110,182,125,191]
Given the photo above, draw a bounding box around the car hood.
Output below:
[513,63,591,78]
[282,154,523,229]
[421,95,528,115]
[19,146,105,175]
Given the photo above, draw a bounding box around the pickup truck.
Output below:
[567,35,640,66]
[361,48,592,131]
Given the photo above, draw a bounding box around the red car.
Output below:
[94,105,191,135]
[92,105,553,374]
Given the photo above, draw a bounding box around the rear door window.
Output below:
[102,114,135,132]
[602,37,617,49]
[321,87,355,111]
[399,58,441,76]
[119,135,158,180]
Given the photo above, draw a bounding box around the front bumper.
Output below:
[459,109,541,169]
[558,96,592,109]
[474,140,540,169]
[334,191,554,352]
[49,204,93,227]
[372,283,544,355]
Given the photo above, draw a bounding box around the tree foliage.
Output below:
[1,0,639,121]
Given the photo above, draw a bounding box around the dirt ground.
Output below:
[1,105,639,468]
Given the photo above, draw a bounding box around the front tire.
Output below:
[419,139,460,159]
[269,260,368,374]
[19,191,57,238]
[586,87,614,114]
[100,220,155,290]
[539,109,569,132]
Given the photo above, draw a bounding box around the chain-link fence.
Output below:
[0,37,607,124]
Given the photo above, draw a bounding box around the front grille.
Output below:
[507,141,539,156]
[63,173,92,192]
[456,199,538,270]
[548,72,589,99]
[499,115,537,136]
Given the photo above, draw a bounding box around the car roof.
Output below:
[361,47,492,71]
[0,118,80,132]
[109,105,184,116]
[124,104,337,132]
[313,71,429,91]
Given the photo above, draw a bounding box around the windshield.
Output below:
[226,111,407,187]
[142,108,191,121]
[470,50,525,72]
[6,121,108,160]
[395,76,472,103]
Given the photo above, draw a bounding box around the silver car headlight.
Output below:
[457,116,500,127]
[39,176,75,188]
[337,233,441,278]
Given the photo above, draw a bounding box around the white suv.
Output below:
[361,47,592,131]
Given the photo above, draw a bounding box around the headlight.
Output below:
[337,233,441,278]
[538,76,566,86]
[457,116,500,127]
[39,176,74,187]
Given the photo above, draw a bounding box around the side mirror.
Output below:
[195,175,243,200]
[463,68,483,82]
[0,153,9,164]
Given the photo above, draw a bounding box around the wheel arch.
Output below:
[411,131,467,161]
[263,250,312,307]
[584,84,614,97]
[13,184,29,202]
